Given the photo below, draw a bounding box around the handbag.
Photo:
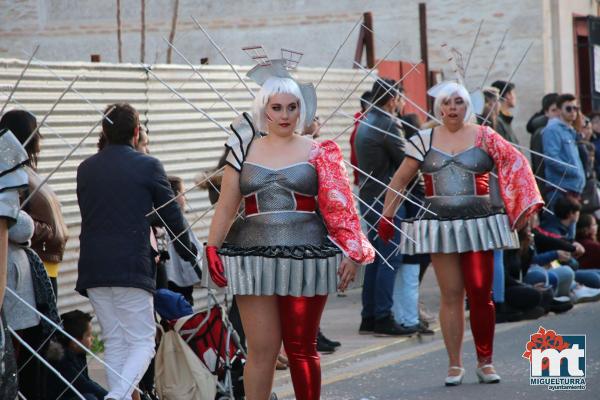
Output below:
[154,325,217,400]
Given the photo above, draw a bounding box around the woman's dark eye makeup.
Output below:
[271,103,298,111]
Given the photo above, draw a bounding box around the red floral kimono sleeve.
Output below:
[310,140,375,265]
[477,126,544,229]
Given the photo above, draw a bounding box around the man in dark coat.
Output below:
[355,79,416,336]
[528,93,560,190]
[491,80,519,144]
[76,103,196,400]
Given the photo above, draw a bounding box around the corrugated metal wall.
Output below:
[0,58,372,314]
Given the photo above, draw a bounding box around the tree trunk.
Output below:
[166,0,180,64]
[116,0,123,63]
[140,0,146,62]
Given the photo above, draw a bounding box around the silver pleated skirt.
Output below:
[399,213,520,255]
[218,244,343,297]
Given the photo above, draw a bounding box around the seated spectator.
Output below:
[47,310,108,400]
[501,217,572,322]
[541,196,600,290]
[575,214,600,281]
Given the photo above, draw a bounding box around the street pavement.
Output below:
[275,269,599,400]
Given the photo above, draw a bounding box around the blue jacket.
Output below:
[76,144,195,295]
[542,118,585,194]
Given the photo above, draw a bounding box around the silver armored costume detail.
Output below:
[220,162,342,297]
[0,129,29,224]
[400,128,519,255]
[421,146,499,218]
[219,119,342,296]
[226,162,328,247]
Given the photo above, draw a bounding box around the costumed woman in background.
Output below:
[0,127,30,397]
[378,82,543,386]
[205,56,375,400]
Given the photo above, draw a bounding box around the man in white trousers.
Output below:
[76,103,196,400]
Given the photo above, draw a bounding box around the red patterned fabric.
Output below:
[309,140,375,265]
[476,126,544,229]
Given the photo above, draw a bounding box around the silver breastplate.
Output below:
[226,162,328,247]
[421,147,501,218]
[240,162,318,211]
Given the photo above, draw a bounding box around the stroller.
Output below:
[167,291,247,400]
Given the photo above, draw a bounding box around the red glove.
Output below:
[377,216,395,244]
[205,246,227,287]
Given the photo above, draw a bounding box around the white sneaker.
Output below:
[571,286,600,303]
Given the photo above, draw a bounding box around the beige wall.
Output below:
[544,0,598,94]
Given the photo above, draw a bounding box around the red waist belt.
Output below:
[244,193,317,216]
[423,173,490,197]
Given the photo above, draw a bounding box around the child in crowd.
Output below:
[47,310,108,400]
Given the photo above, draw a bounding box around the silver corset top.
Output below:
[240,162,318,212]
[420,147,501,219]
[227,162,328,247]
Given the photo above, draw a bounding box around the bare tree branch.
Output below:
[140,0,146,62]
[166,0,180,63]
[116,0,123,62]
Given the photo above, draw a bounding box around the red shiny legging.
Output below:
[460,251,495,364]
[278,295,328,400]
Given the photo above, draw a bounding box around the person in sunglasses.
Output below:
[541,94,586,213]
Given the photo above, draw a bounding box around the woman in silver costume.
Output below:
[0,127,29,397]
[205,59,375,400]
[379,82,543,386]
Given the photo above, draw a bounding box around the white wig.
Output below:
[251,76,307,133]
[431,81,473,122]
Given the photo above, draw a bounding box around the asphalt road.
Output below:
[278,302,599,400]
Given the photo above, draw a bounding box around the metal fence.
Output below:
[0,57,372,315]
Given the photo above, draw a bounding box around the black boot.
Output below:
[318,330,341,347]
[374,315,417,336]
[359,317,375,334]
[316,333,336,353]
[495,302,523,323]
